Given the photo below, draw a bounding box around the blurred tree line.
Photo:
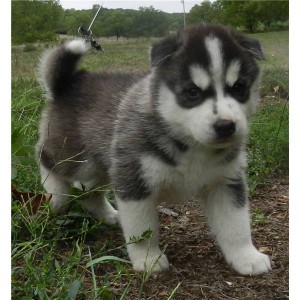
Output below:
[12,0,63,44]
[12,0,288,45]
[188,0,289,33]
[60,5,183,40]
[12,1,182,44]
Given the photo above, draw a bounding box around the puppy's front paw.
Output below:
[228,246,271,275]
[132,253,169,272]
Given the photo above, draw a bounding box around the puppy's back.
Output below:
[36,40,140,179]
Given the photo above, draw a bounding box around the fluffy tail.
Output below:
[38,39,90,100]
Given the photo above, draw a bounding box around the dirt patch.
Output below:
[91,174,288,299]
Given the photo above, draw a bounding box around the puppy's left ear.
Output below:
[233,31,264,60]
[150,33,184,67]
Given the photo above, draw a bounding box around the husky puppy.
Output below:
[36,24,271,275]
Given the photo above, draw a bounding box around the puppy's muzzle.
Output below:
[213,119,236,139]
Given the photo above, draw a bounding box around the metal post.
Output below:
[88,4,102,32]
[181,0,186,28]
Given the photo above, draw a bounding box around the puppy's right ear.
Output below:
[150,33,183,68]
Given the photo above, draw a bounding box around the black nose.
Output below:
[213,119,236,138]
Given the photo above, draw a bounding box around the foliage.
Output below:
[11,77,44,191]
[188,0,289,33]
[131,7,169,38]
[63,6,176,40]
[248,100,288,193]
[187,0,223,25]
[220,0,289,33]
[12,0,289,45]
[12,2,184,44]
[100,9,132,40]
[12,0,63,44]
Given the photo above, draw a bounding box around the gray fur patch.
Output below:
[219,146,241,164]
[112,158,151,201]
[227,176,247,208]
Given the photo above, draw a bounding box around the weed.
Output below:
[248,99,288,193]
[251,208,270,226]
[23,43,37,52]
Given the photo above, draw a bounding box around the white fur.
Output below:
[157,84,248,147]
[40,164,71,213]
[38,49,55,101]
[157,84,215,144]
[190,65,211,90]
[204,36,239,122]
[141,148,246,203]
[41,164,118,224]
[205,36,223,81]
[205,36,226,107]
[80,195,119,225]
[139,152,271,275]
[226,60,241,86]
[203,186,271,275]
[117,197,169,271]
[65,39,90,54]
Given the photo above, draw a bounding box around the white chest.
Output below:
[141,148,245,203]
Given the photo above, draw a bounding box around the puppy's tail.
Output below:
[38,39,90,100]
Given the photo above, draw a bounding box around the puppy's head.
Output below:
[150,24,264,149]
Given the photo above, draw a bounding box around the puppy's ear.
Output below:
[239,37,264,60]
[233,31,264,60]
[150,33,183,67]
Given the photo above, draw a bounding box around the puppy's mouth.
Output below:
[208,137,238,149]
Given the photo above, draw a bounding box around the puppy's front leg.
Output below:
[203,178,271,275]
[117,197,169,272]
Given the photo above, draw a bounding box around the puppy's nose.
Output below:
[213,119,236,138]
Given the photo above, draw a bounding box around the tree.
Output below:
[167,13,185,32]
[187,0,223,25]
[131,6,169,38]
[106,10,131,40]
[217,0,289,32]
[187,0,288,33]
[12,0,63,44]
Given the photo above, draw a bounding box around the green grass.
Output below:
[248,99,288,193]
[250,31,289,97]
[245,31,289,192]
[11,32,288,298]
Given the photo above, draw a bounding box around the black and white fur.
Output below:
[36,25,271,275]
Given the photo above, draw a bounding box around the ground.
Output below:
[80,174,288,299]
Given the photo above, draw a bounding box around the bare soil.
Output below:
[89,174,288,299]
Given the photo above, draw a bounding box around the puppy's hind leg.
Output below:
[40,164,71,214]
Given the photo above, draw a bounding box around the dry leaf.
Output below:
[159,291,168,296]
[158,207,179,217]
[259,246,272,255]
[11,186,52,214]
